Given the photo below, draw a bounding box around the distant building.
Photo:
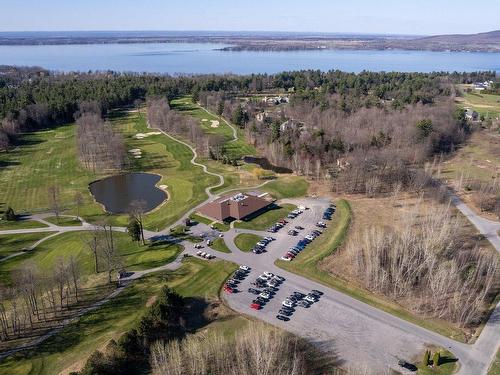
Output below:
[473,81,494,91]
[465,109,480,122]
[198,193,272,222]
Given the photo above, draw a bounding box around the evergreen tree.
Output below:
[127,217,141,242]
[2,206,16,221]
[422,350,430,366]
[432,351,440,367]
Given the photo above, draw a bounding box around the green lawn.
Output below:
[170,96,256,159]
[0,219,48,230]
[456,89,500,118]
[234,203,296,230]
[210,238,231,253]
[262,176,309,199]
[44,216,82,226]
[0,258,238,375]
[276,199,468,342]
[0,123,103,215]
[0,231,182,285]
[0,232,55,259]
[417,350,458,375]
[234,233,263,252]
[489,349,500,375]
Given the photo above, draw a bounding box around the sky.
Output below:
[0,0,499,35]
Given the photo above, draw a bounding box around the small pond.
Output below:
[89,172,166,214]
[242,156,293,174]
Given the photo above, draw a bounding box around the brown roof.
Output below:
[198,193,271,221]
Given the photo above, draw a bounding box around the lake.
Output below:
[89,172,167,214]
[0,43,499,74]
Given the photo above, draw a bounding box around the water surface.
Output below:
[89,172,166,214]
[0,43,498,73]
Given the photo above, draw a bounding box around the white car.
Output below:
[219,233,224,238]
[305,295,317,303]
[306,235,315,241]
[259,292,271,299]
[281,256,292,261]
[258,275,270,281]
[282,300,294,308]
[196,250,202,255]
[239,265,250,271]
[200,252,207,257]
[263,271,274,278]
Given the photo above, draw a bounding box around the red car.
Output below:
[224,286,235,293]
[279,219,288,224]
[285,252,296,258]
[250,303,261,310]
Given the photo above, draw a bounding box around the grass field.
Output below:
[0,258,238,375]
[439,130,500,184]
[170,96,256,159]
[489,349,500,375]
[234,203,296,230]
[455,88,500,118]
[0,219,48,230]
[234,233,263,252]
[44,216,82,226]
[276,199,468,343]
[261,176,309,199]
[0,231,182,285]
[210,238,231,253]
[0,233,55,259]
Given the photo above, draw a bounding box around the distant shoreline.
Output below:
[0,30,499,53]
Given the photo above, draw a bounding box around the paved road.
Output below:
[451,194,500,252]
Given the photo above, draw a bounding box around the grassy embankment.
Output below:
[0,233,55,259]
[234,203,296,231]
[489,349,500,375]
[275,199,469,342]
[210,238,232,253]
[234,233,263,252]
[0,257,240,375]
[0,219,48,230]
[43,216,82,226]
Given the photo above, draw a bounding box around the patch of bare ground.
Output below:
[436,129,500,220]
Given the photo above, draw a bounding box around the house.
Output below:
[465,109,479,122]
[198,193,273,222]
[280,119,303,132]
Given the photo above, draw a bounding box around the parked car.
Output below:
[259,292,271,300]
[305,294,317,303]
[281,255,292,261]
[239,265,250,271]
[297,300,310,308]
[311,289,323,296]
[250,303,261,310]
[278,309,293,316]
[282,300,294,308]
[276,315,290,321]
[248,288,260,295]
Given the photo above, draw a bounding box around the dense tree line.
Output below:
[1,66,494,152]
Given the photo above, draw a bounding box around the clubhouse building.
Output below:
[198,192,272,222]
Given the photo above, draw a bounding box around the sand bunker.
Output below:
[134,132,162,139]
[202,119,208,122]
[210,120,220,128]
[159,185,168,190]
[129,149,143,158]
